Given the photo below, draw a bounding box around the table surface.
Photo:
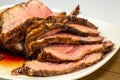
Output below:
[80,48,120,80]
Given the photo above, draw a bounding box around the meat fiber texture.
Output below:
[0,0,53,53]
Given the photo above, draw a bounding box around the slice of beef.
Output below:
[37,41,114,63]
[67,24,99,36]
[27,33,103,57]
[0,0,52,53]
[11,52,103,77]
[25,23,99,47]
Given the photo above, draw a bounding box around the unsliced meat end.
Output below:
[0,0,53,53]
[1,0,52,33]
[11,52,103,76]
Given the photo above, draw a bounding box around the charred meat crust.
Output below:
[45,15,98,29]
[70,5,80,16]
[2,17,42,45]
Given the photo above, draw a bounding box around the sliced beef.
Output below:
[25,23,99,47]
[67,24,99,36]
[0,0,53,53]
[38,41,114,63]
[11,52,103,77]
[27,33,103,57]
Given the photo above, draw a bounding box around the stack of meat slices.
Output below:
[11,5,114,77]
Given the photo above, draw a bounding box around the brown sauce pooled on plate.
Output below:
[0,51,26,73]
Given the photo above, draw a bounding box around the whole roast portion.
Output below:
[0,0,114,77]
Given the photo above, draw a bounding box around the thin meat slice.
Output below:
[27,34,103,57]
[37,41,114,63]
[11,52,103,77]
[68,24,99,36]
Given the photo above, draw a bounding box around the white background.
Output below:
[0,0,120,26]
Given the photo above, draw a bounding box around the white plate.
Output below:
[0,4,120,80]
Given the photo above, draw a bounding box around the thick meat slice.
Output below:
[11,52,103,77]
[38,41,114,63]
[27,34,103,57]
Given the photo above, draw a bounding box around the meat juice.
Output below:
[0,51,26,74]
